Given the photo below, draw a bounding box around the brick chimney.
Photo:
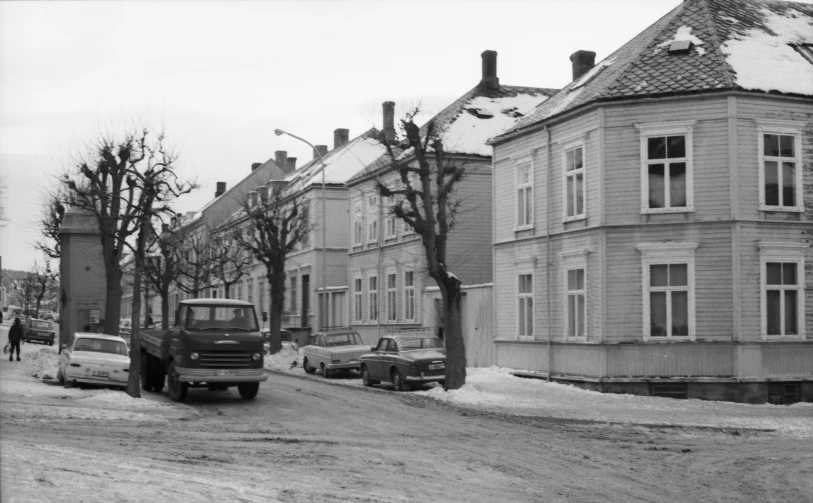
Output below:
[314,145,328,160]
[270,179,287,195]
[249,190,258,208]
[480,50,499,89]
[275,150,287,170]
[251,162,262,171]
[286,157,297,173]
[258,185,268,203]
[334,128,349,149]
[570,50,596,81]
[382,101,396,144]
[215,182,226,198]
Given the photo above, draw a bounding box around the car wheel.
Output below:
[321,363,331,379]
[140,355,154,392]
[152,367,166,393]
[361,365,378,387]
[166,361,188,402]
[49,341,54,346]
[303,358,316,374]
[392,369,408,392]
[238,382,259,400]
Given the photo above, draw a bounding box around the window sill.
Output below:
[514,225,534,233]
[640,207,694,215]
[642,336,697,342]
[762,334,806,341]
[759,206,804,213]
[562,216,586,224]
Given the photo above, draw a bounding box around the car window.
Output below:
[397,337,443,350]
[31,321,51,329]
[375,339,389,351]
[74,338,128,356]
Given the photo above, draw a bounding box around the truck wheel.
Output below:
[140,355,154,391]
[166,361,188,402]
[303,358,316,374]
[238,382,259,400]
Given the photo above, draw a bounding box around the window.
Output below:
[759,242,806,339]
[517,273,534,336]
[290,276,297,314]
[367,195,378,244]
[404,271,415,321]
[368,275,378,321]
[353,200,363,246]
[386,273,397,322]
[636,121,694,213]
[566,269,586,337]
[385,196,397,239]
[247,278,254,305]
[353,277,363,322]
[236,281,243,301]
[516,159,533,228]
[638,242,697,340]
[758,120,804,212]
[301,201,310,248]
[258,279,265,314]
[564,145,585,220]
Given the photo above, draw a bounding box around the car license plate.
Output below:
[429,363,445,370]
[92,370,109,377]
[217,369,236,376]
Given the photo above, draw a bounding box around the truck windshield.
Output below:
[183,305,259,331]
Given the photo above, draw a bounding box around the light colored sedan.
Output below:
[301,328,371,378]
[58,333,131,389]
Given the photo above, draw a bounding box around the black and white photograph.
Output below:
[1,0,812,501]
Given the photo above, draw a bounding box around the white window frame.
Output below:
[403,270,416,322]
[402,173,418,235]
[515,157,534,230]
[758,242,807,340]
[385,195,397,239]
[300,199,311,249]
[368,274,378,322]
[635,121,695,214]
[637,242,697,341]
[561,249,589,338]
[514,257,536,340]
[367,195,379,244]
[352,199,363,246]
[353,275,363,323]
[757,119,805,213]
[386,271,397,322]
[562,141,586,222]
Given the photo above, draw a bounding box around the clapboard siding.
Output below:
[448,162,493,284]
[603,97,728,129]
[493,134,548,243]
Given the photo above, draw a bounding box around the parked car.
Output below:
[41,311,54,320]
[119,318,132,336]
[23,319,56,346]
[301,327,371,377]
[359,331,446,391]
[57,333,130,389]
[261,328,297,355]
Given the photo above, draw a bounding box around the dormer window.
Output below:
[466,108,494,119]
[668,40,692,54]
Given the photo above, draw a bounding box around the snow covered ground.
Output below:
[264,347,813,437]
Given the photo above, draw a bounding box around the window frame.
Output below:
[515,157,534,230]
[385,195,397,240]
[637,242,697,341]
[386,271,397,322]
[635,121,695,214]
[352,199,363,246]
[403,270,416,322]
[757,119,805,213]
[562,141,586,222]
[368,274,378,322]
[517,272,534,338]
[367,194,379,244]
[353,275,363,323]
[758,242,807,340]
[561,249,589,339]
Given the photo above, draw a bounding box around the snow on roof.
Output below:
[720,5,813,95]
[440,93,550,157]
[656,25,707,55]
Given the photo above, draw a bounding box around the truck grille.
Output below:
[197,346,255,368]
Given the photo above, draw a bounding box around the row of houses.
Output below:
[128,0,813,404]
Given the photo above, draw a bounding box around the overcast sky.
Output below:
[0,0,689,272]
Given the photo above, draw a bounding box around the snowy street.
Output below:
[0,323,811,502]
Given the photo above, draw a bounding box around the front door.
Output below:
[301,274,310,328]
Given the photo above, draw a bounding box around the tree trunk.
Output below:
[102,248,123,335]
[442,284,466,390]
[267,267,286,354]
[126,227,150,399]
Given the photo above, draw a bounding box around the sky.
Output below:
[0,0,692,272]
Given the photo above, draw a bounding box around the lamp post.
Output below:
[274,129,327,330]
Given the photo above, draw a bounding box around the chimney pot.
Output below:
[251,162,262,172]
[286,157,297,173]
[258,185,268,203]
[334,128,349,149]
[274,150,287,172]
[382,101,396,144]
[570,50,597,81]
[314,145,328,160]
[480,50,499,89]
[215,182,227,198]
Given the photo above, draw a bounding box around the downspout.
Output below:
[545,126,553,382]
[377,190,383,341]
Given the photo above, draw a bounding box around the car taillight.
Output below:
[332,359,341,363]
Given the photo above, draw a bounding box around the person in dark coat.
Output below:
[8,317,23,362]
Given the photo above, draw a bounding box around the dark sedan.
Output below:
[359,334,446,391]
[24,319,56,346]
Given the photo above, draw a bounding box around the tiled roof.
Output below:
[495,0,813,141]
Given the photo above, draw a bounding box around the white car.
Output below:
[301,328,371,377]
[58,333,131,389]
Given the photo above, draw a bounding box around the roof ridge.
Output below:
[698,0,737,88]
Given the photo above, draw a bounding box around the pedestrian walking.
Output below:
[0,310,4,324]
[8,317,23,362]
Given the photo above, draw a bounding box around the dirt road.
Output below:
[2,361,811,503]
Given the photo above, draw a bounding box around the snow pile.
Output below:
[655,25,706,55]
[442,93,549,156]
[288,136,387,189]
[721,6,813,95]
[263,345,302,372]
[414,367,813,437]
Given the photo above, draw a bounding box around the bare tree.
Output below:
[18,271,37,314]
[143,226,181,330]
[376,111,467,390]
[176,231,212,299]
[37,187,67,260]
[0,174,8,228]
[208,227,252,300]
[232,187,309,354]
[32,260,59,318]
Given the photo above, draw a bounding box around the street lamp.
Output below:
[274,129,327,330]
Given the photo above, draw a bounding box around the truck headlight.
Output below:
[252,353,261,361]
[190,352,199,360]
